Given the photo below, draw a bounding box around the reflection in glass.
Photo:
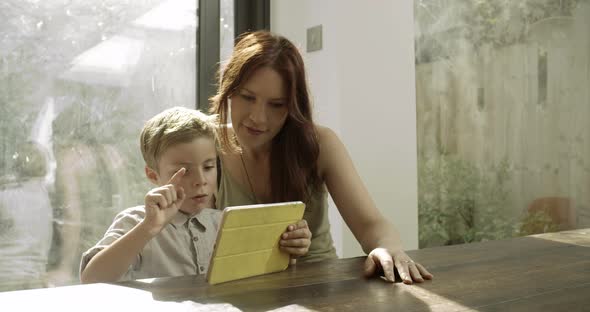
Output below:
[0,0,198,291]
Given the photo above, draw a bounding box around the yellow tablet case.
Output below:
[206,201,305,285]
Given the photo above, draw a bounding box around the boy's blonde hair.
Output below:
[140,107,216,171]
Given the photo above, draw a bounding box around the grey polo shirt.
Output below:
[80,206,221,281]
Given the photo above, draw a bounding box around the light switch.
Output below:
[306,25,322,52]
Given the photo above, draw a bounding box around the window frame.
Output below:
[198,0,220,110]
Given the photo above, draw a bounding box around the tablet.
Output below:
[206,201,305,285]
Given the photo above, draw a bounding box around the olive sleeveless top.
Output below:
[215,161,337,263]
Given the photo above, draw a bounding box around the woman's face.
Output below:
[229,66,289,151]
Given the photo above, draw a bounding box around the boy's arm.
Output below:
[81,168,186,283]
[80,220,158,283]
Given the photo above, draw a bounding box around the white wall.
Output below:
[271,0,418,257]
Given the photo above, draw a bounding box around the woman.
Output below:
[211,31,432,284]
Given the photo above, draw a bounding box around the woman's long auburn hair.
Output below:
[210,30,320,204]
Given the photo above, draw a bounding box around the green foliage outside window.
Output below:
[418,154,558,248]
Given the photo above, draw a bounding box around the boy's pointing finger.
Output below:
[167,167,186,185]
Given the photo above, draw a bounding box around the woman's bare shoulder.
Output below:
[316,125,339,144]
[316,125,344,177]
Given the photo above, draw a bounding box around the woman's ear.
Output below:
[145,166,159,185]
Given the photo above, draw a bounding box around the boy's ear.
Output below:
[145,166,159,185]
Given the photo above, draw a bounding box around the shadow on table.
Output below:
[119,232,589,311]
[119,258,433,311]
[398,232,590,311]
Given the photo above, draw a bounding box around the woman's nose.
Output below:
[249,101,266,124]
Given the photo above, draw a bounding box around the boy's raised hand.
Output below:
[143,168,186,235]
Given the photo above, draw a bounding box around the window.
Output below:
[415,0,590,248]
[220,0,235,64]
[0,0,232,292]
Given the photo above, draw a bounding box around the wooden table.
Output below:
[1,229,589,311]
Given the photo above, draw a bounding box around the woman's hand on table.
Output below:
[364,247,433,284]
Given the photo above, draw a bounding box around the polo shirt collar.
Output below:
[169,211,209,230]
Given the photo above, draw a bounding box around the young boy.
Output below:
[80,107,311,283]
[80,107,221,283]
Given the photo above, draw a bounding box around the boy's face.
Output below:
[147,137,217,216]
